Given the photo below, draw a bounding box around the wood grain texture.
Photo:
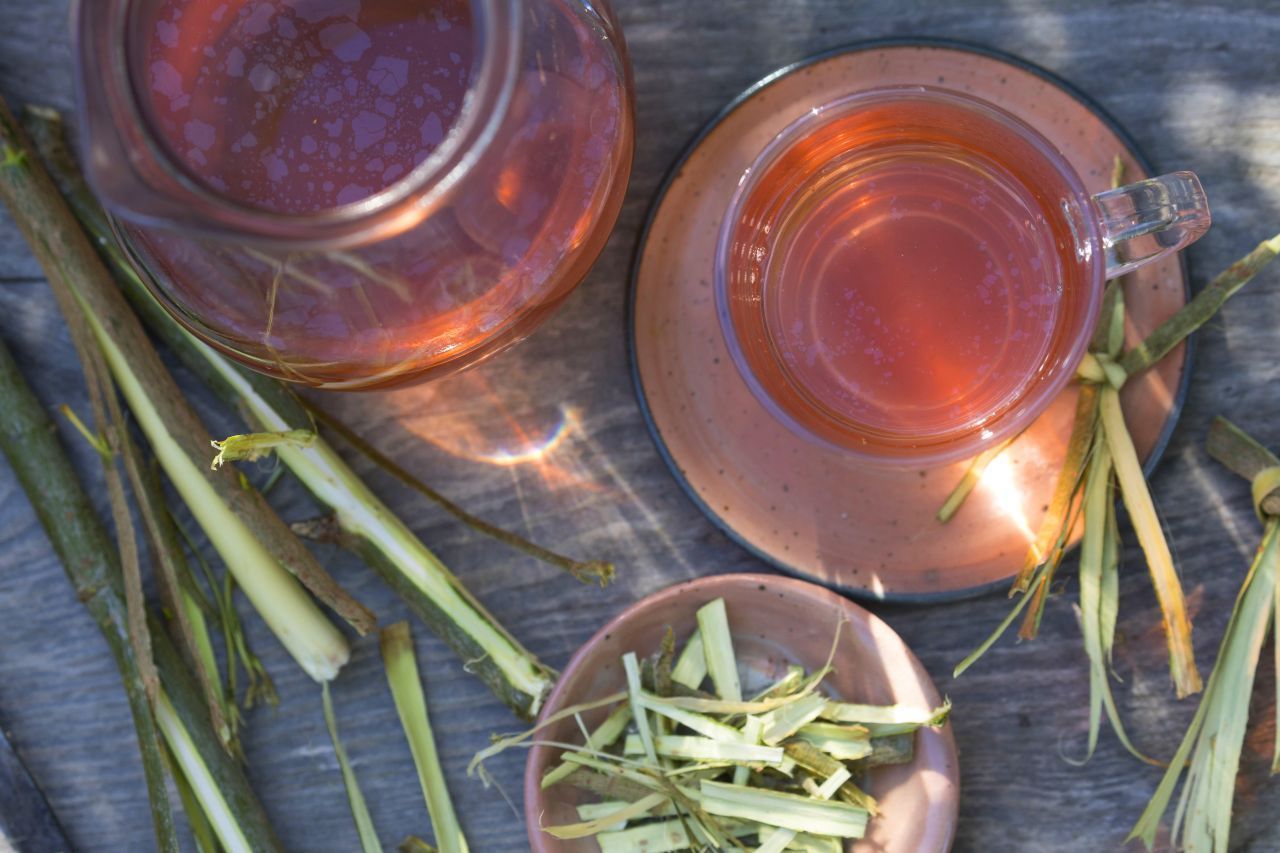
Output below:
[2,0,1279,851]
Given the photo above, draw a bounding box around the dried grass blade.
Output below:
[1015,384,1100,592]
[1100,387,1201,697]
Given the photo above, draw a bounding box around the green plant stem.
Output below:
[0,332,281,852]
[126,431,233,752]
[322,683,381,853]
[0,336,178,851]
[307,405,614,587]
[382,623,469,853]
[1206,417,1280,517]
[1101,387,1201,698]
[1119,233,1280,376]
[27,105,559,716]
[0,95,355,681]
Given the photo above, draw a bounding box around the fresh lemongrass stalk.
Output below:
[670,628,707,690]
[211,429,315,469]
[578,800,675,822]
[541,703,631,789]
[27,108,560,717]
[321,683,381,853]
[307,405,614,588]
[758,693,828,745]
[697,780,869,838]
[0,332,176,850]
[167,745,219,853]
[1101,387,1200,697]
[381,623,469,853]
[0,99,355,681]
[621,735,784,764]
[149,618,284,852]
[543,792,668,839]
[1130,520,1278,852]
[696,599,742,702]
[755,766,850,853]
[126,436,234,752]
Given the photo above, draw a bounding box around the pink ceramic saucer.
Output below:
[629,40,1190,601]
[523,573,959,852]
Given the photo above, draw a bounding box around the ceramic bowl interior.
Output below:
[523,573,959,852]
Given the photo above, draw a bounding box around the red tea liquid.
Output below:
[142,0,474,213]
[723,93,1088,448]
[124,0,634,387]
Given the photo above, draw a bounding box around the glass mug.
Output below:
[74,0,634,389]
[716,86,1210,466]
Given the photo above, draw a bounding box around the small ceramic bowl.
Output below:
[523,573,960,852]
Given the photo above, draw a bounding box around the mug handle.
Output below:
[1093,171,1211,278]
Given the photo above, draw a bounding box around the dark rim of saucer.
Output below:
[626,36,1195,605]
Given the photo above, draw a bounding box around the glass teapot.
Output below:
[74,0,634,389]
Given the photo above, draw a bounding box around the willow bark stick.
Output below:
[0,334,180,852]
[0,95,361,681]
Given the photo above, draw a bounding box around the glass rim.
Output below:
[713,84,1106,467]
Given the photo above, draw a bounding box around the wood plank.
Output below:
[1,1,1279,850]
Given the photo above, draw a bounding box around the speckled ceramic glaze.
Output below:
[630,41,1189,600]
[524,573,959,852]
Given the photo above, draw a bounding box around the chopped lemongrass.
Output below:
[483,601,944,848]
[596,817,757,853]
[320,683,380,853]
[577,799,676,824]
[541,703,631,789]
[793,723,872,761]
[820,698,951,728]
[697,780,869,838]
[736,716,764,784]
[755,766,851,853]
[750,665,806,703]
[671,628,707,690]
[638,692,747,742]
[621,735,785,764]
[543,792,669,839]
[758,693,828,745]
[759,828,843,853]
[623,653,659,765]
[859,734,916,768]
[697,599,743,701]
[381,623,469,853]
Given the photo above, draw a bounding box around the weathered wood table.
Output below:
[2,1,1279,850]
